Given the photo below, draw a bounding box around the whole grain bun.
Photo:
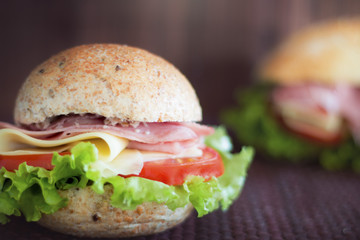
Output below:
[14,44,202,125]
[38,185,193,238]
[259,18,360,86]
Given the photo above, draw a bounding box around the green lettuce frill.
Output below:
[0,127,253,223]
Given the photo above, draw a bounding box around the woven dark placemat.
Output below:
[1,160,360,240]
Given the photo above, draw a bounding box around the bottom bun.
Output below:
[38,185,193,238]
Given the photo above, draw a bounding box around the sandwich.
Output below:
[0,44,253,237]
[222,18,360,172]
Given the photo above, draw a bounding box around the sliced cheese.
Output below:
[0,128,203,178]
[276,102,342,133]
[92,149,143,177]
[92,147,203,178]
[0,129,128,160]
[0,128,140,175]
[140,147,203,162]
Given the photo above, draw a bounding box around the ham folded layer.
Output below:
[0,115,214,154]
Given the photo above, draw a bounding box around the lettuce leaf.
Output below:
[0,127,253,223]
[320,138,360,173]
[221,85,319,162]
[205,127,253,211]
[221,84,360,172]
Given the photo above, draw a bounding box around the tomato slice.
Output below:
[127,147,224,185]
[0,147,224,186]
[0,152,70,171]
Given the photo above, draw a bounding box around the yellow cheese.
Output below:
[140,147,203,162]
[0,128,141,175]
[0,129,128,161]
[0,128,203,177]
[92,149,144,177]
[276,102,342,133]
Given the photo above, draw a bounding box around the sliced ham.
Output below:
[127,138,203,154]
[0,116,214,154]
[271,84,341,114]
[47,123,201,143]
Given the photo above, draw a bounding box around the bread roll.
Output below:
[38,185,193,238]
[260,18,360,86]
[14,44,202,125]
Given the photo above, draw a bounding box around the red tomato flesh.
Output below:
[0,147,224,186]
[0,152,70,171]
[125,147,224,185]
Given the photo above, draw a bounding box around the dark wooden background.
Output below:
[1,0,360,124]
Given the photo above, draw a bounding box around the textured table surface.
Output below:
[1,160,360,240]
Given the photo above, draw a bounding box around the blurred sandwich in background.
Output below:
[222,17,360,172]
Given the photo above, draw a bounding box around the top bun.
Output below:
[259,17,360,86]
[14,44,202,125]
